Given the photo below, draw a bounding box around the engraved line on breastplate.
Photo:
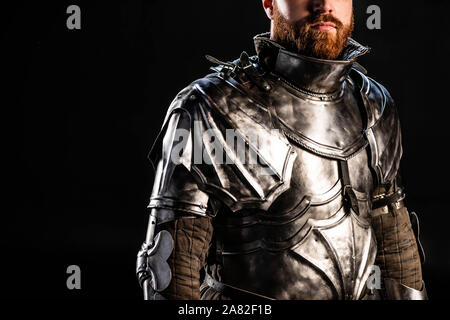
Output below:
[220,246,261,256]
[313,211,374,300]
[314,227,350,299]
[273,72,345,101]
[309,178,343,205]
[307,205,347,229]
[263,204,346,248]
[219,182,343,229]
[220,204,346,255]
[261,200,310,225]
[290,226,348,298]
[264,178,342,222]
[283,129,368,161]
[281,120,367,155]
[219,221,311,255]
[217,200,310,228]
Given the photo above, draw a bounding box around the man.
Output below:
[136,0,427,300]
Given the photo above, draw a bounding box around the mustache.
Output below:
[304,14,344,29]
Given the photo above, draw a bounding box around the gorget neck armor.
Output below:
[254,33,369,96]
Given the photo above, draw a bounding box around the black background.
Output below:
[3,0,450,299]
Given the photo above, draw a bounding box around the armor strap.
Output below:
[372,189,405,210]
[409,211,426,264]
[206,52,272,92]
[338,160,360,215]
[204,273,276,300]
[237,51,272,92]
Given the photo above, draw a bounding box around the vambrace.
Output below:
[136,208,214,300]
[136,210,174,300]
[371,178,427,300]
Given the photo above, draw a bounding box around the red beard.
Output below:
[272,4,354,60]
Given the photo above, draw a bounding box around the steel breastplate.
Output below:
[211,75,377,300]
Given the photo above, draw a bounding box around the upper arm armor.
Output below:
[148,86,212,218]
[351,69,403,189]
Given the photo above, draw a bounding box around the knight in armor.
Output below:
[136,0,427,300]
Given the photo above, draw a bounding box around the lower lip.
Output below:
[312,25,336,31]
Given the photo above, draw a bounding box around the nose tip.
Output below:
[312,0,333,14]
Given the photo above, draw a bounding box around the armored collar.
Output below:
[254,33,369,95]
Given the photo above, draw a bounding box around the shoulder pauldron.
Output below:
[351,69,403,187]
[150,74,297,213]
